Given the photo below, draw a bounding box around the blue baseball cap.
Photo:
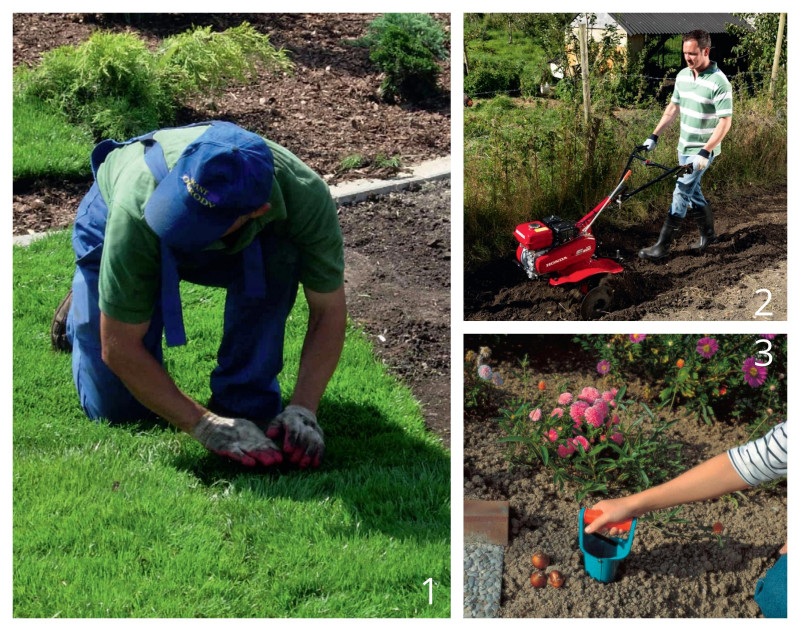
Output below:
[144,122,274,251]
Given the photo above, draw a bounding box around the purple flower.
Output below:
[696,337,719,359]
[597,360,611,375]
[628,334,647,344]
[742,357,767,388]
[760,334,776,340]
[610,432,624,445]
[477,364,492,380]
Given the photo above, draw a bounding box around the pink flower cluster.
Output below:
[552,387,623,457]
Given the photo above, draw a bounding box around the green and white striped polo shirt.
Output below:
[671,61,732,156]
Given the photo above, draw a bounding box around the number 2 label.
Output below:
[754,289,773,317]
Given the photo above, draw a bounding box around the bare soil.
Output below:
[463,335,787,618]
[12,13,451,445]
[465,188,787,321]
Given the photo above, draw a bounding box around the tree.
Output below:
[726,13,787,73]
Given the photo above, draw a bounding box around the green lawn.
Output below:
[13,231,450,618]
[12,95,94,181]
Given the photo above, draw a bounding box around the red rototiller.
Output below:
[513,146,693,319]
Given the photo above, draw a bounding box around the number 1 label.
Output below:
[423,577,433,605]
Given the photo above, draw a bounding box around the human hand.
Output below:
[643,134,658,152]
[266,405,325,469]
[584,498,638,537]
[692,150,710,171]
[192,411,283,467]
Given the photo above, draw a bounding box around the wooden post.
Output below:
[769,13,786,95]
[579,22,591,127]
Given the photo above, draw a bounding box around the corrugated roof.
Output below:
[609,13,750,35]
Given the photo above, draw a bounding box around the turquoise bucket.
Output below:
[578,507,637,582]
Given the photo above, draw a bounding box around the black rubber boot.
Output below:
[688,204,717,251]
[638,214,683,260]
[50,289,73,352]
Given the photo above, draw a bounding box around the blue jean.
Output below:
[66,182,300,424]
[755,554,787,618]
[669,152,716,218]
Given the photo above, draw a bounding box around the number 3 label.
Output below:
[755,339,773,367]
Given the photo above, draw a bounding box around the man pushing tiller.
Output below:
[51,121,346,469]
[638,29,732,260]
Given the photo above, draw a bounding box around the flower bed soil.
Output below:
[464,335,787,618]
[12,13,451,446]
[464,187,787,321]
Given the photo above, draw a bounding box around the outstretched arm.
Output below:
[585,452,749,534]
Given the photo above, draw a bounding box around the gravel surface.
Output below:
[463,541,504,618]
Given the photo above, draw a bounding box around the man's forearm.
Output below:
[290,288,346,413]
[653,102,680,136]
[701,116,732,154]
[101,315,206,432]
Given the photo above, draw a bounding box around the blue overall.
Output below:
[754,553,787,618]
[669,152,716,218]
[66,127,300,424]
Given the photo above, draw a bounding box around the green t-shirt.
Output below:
[96,125,344,323]
[670,61,733,156]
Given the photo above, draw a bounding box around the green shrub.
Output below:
[14,23,292,140]
[369,25,440,102]
[464,58,523,97]
[159,23,293,97]
[359,13,449,60]
[17,31,171,140]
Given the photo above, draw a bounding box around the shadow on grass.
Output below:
[116,399,449,541]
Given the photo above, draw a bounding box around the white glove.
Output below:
[643,134,658,152]
[192,411,282,467]
[266,405,325,469]
[692,150,710,172]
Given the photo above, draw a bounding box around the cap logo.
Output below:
[181,174,216,208]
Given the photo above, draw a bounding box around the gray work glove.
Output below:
[643,133,658,152]
[266,405,325,469]
[192,411,283,467]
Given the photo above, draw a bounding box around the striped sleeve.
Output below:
[713,74,733,118]
[670,78,681,105]
[727,422,787,486]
